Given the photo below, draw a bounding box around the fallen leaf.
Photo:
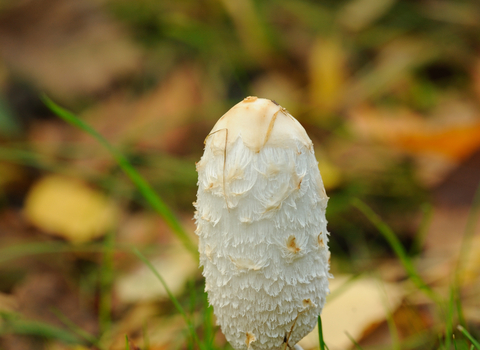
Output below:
[0,162,27,190]
[299,274,404,350]
[78,65,211,156]
[0,0,141,99]
[348,104,480,185]
[358,302,433,348]
[104,309,187,350]
[24,175,118,243]
[13,272,98,335]
[115,244,198,303]
[117,212,167,246]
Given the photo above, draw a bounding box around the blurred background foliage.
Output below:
[0,0,480,349]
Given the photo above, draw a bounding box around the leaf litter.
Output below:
[0,0,479,349]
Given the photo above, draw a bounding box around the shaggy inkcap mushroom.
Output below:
[194,97,331,350]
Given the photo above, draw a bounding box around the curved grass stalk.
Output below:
[42,95,198,258]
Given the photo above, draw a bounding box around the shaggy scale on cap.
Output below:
[194,97,331,350]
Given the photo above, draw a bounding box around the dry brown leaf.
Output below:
[395,125,480,161]
[24,175,118,243]
[358,302,433,348]
[115,244,198,303]
[348,104,480,180]
[104,308,187,350]
[27,120,73,159]
[0,0,141,99]
[13,272,98,334]
[0,162,27,189]
[299,274,404,350]
[79,65,209,155]
[117,212,167,246]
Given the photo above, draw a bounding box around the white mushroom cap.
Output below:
[209,96,312,152]
[195,97,331,350]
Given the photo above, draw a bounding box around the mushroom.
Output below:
[194,97,331,350]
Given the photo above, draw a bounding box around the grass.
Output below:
[353,198,480,350]
[351,198,438,303]
[318,316,327,350]
[0,311,82,344]
[132,248,205,350]
[41,95,198,259]
[458,326,480,350]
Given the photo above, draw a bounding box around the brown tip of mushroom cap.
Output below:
[243,96,258,102]
[209,97,312,153]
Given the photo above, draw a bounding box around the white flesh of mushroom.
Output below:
[194,97,331,350]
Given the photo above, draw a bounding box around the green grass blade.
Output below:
[143,323,150,350]
[318,315,327,350]
[51,309,101,348]
[458,326,480,350]
[0,242,110,265]
[352,198,438,302]
[99,231,115,335]
[445,285,457,350]
[345,332,363,350]
[203,294,215,348]
[132,248,204,350]
[125,335,131,350]
[42,95,198,258]
[410,203,433,255]
[0,312,81,344]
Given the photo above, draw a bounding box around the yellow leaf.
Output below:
[299,275,404,350]
[24,175,118,243]
[0,0,141,99]
[115,244,197,303]
[309,37,346,115]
